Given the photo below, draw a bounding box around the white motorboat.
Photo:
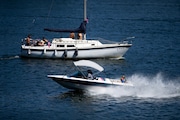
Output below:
[47,60,133,91]
[21,0,133,59]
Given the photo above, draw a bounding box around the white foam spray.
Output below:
[89,73,180,99]
[0,55,19,60]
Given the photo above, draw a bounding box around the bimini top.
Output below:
[73,60,104,72]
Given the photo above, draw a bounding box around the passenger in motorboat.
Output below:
[120,75,126,83]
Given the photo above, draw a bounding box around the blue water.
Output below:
[0,0,180,119]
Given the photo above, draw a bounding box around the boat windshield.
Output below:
[69,71,88,78]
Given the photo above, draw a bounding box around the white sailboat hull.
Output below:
[21,41,131,59]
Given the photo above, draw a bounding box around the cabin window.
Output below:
[91,44,95,46]
[67,45,75,47]
[57,45,64,47]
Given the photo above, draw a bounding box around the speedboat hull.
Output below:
[48,75,133,91]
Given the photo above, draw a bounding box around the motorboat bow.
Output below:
[47,60,133,91]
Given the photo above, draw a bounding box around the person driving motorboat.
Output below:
[87,70,94,80]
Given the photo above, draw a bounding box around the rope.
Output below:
[47,0,54,22]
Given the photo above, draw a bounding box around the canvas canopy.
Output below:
[73,60,104,72]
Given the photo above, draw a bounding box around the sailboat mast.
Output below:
[83,0,87,40]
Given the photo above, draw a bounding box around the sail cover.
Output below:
[73,60,104,72]
[44,20,87,34]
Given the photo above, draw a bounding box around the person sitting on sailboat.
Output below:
[36,40,44,46]
[69,32,75,39]
[42,37,48,45]
[26,35,31,46]
[78,33,83,40]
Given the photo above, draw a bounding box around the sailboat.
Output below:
[21,0,133,59]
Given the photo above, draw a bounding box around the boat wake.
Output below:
[88,73,180,99]
[0,55,20,60]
